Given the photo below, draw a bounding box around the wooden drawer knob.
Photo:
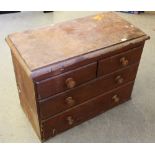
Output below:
[112,95,120,103]
[66,78,76,89]
[115,75,124,84]
[120,57,129,67]
[67,116,74,125]
[65,96,75,106]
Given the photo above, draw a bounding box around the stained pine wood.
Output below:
[39,63,139,120]
[98,45,144,76]
[6,12,149,142]
[36,62,97,99]
[11,50,41,139]
[6,12,148,71]
[41,82,134,140]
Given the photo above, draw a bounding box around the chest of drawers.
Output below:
[6,12,149,142]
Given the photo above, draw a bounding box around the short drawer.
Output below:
[36,62,97,99]
[98,46,143,76]
[39,63,138,120]
[41,82,134,140]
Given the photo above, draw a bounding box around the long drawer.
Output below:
[39,64,138,120]
[41,82,134,140]
[36,62,97,99]
[98,46,143,76]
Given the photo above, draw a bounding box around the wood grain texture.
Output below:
[5,12,150,142]
[41,82,134,140]
[98,45,144,76]
[39,63,139,120]
[36,62,97,99]
[6,12,148,71]
[31,39,146,80]
[11,50,41,139]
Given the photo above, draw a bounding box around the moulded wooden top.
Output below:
[6,12,148,71]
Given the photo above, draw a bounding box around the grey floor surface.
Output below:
[0,11,155,143]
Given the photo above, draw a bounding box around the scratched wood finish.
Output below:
[32,40,146,81]
[41,82,134,140]
[11,50,41,139]
[5,12,149,142]
[7,12,147,71]
[39,64,139,120]
[36,62,97,99]
[98,45,144,76]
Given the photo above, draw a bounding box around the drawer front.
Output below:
[39,64,138,120]
[41,82,134,140]
[36,62,97,99]
[98,46,143,76]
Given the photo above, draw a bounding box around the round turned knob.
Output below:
[120,57,129,67]
[115,75,124,84]
[65,96,75,106]
[112,95,120,103]
[65,78,76,89]
[67,116,74,125]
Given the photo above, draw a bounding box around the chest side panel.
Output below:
[11,50,41,140]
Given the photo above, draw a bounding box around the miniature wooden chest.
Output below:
[6,12,149,142]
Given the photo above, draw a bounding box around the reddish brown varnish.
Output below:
[6,12,149,142]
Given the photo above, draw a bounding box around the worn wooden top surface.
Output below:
[6,12,147,71]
